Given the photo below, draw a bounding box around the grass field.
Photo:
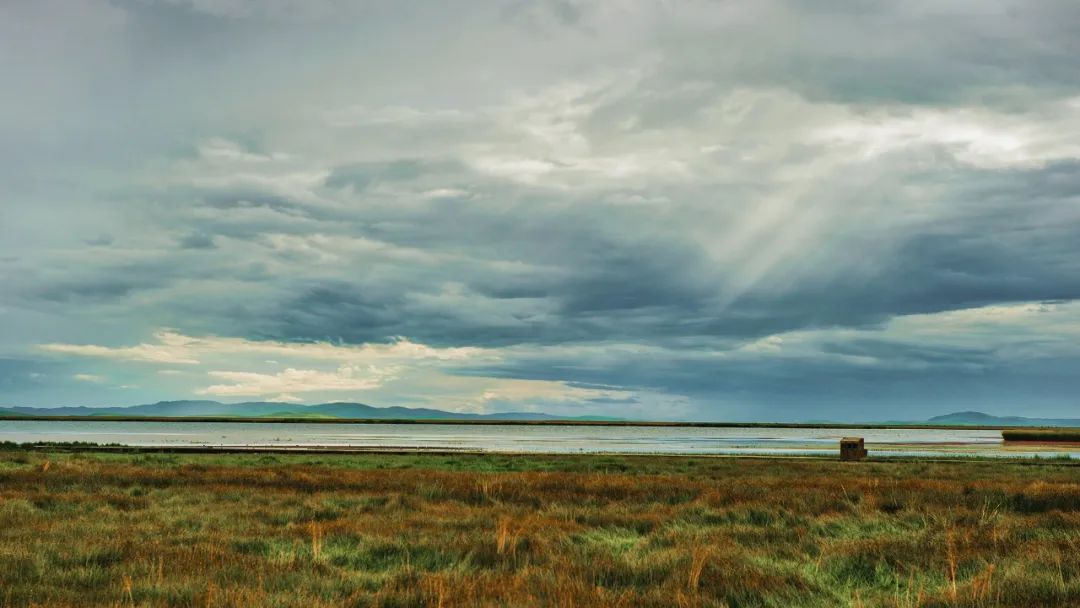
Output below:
[0,450,1077,607]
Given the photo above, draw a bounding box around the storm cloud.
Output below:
[2,0,1079,420]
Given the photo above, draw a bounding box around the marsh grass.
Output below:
[0,451,1077,607]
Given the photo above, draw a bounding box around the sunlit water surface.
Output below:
[2,421,1078,459]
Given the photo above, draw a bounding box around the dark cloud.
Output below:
[324,159,465,191]
[268,281,407,343]
[178,231,217,250]
[84,234,115,247]
[651,1,1080,109]
[5,0,1080,416]
[21,156,1068,360]
[35,273,170,304]
[201,190,309,214]
[168,157,1074,354]
[452,340,1080,421]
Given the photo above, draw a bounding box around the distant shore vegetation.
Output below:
[1002,429,1080,443]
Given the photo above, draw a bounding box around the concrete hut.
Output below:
[840,437,867,461]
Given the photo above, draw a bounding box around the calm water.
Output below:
[2,420,1078,458]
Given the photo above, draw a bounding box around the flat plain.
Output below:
[0,449,1077,607]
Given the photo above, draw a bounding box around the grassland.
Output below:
[0,450,1077,607]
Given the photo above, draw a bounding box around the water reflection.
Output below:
[0,421,1076,459]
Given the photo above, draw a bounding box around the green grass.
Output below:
[0,450,1077,607]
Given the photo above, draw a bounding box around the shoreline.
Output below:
[4,442,1077,465]
[3,414,1078,431]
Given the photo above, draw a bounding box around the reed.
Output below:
[686,547,708,593]
[309,523,324,562]
[0,449,1076,607]
[945,529,958,603]
[495,517,513,557]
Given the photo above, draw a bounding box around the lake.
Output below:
[2,420,1078,458]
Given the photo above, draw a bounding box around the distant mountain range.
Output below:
[0,400,621,421]
[0,403,1076,427]
[923,411,1080,427]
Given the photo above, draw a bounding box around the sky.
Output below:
[2,0,1080,421]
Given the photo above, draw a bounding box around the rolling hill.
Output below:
[925,411,1080,427]
[0,400,621,421]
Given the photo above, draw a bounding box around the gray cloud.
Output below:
[3,0,1080,417]
[178,231,217,250]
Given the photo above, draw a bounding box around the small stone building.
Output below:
[840,437,867,461]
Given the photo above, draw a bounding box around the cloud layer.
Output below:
[2,0,1079,420]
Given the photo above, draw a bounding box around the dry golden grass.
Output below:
[0,450,1077,607]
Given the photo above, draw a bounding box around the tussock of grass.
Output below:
[0,451,1077,607]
